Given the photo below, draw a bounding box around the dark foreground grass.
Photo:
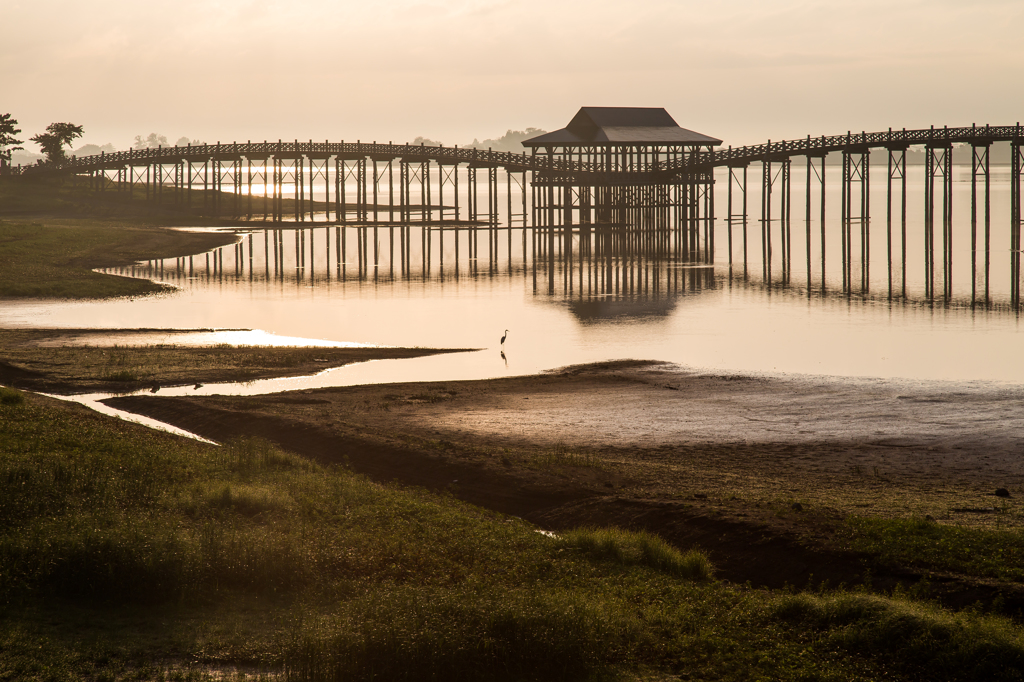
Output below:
[842,516,1024,583]
[2,388,1024,681]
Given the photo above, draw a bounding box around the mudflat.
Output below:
[106,359,1024,607]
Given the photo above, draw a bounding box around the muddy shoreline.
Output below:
[104,359,1024,612]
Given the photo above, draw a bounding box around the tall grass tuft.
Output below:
[557,527,714,581]
[0,386,25,405]
[285,585,643,682]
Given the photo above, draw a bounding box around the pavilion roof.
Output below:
[522,107,722,148]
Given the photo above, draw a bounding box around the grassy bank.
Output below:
[0,174,242,299]
[0,220,236,299]
[0,331,469,393]
[2,387,1023,681]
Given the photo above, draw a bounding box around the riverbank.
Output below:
[5,174,1024,679]
[105,360,1024,612]
[4,383,1024,681]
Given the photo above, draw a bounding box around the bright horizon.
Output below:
[5,0,1023,154]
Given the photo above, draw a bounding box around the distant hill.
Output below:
[73,143,117,157]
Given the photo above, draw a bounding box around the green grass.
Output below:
[842,516,1024,582]
[2,392,1024,681]
[0,220,236,299]
[0,174,240,300]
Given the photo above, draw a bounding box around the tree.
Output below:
[0,113,23,173]
[30,122,84,164]
[133,133,168,149]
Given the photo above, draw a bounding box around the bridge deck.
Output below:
[12,124,1023,180]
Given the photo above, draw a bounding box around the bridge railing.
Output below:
[8,124,1022,179]
[9,140,595,176]
[663,124,1023,175]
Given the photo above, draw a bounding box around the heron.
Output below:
[500,329,509,346]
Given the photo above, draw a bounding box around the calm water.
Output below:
[2,165,1022,386]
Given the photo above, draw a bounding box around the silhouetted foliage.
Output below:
[0,113,23,172]
[133,133,168,149]
[30,122,84,164]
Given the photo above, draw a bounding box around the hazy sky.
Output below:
[5,0,1023,152]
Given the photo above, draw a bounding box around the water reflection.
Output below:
[109,212,1018,316]
[0,163,1018,384]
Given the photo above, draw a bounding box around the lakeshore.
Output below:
[3,179,1024,680]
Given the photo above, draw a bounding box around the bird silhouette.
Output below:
[500,329,509,346]
[500,350,507,367]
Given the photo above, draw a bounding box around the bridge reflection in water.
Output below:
[98,213,1020,319]
[107,224,717,303]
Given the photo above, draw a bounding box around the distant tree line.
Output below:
[0,117,213,171]
[0,115,84,169]
[132,133,201,149]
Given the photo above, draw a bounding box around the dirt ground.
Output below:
[105,359,1024,609]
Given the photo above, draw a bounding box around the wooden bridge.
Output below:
[9,110,1024,305]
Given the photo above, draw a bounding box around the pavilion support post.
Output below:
[247,158,253,220]
[708,164,716,264]
[425,160,432,223]
[389,160,394,223]
[819,151,826,290]
[468,167,476,226]
[727,167,735,264]
[507,170,512,230]
[372,159,379,223]
[743,165,749,275]
[924,140,936,299]
[886,148,908,299]
[359,158,367,222]
[335,158,341,222]
[971,141,991,304]
[841,150,850,292]
[781,159,791,279]
[1012,135,1022,305]
[761,160,771,282]
[942,145,952,299]
[293,153,300,223]
[862,151,870,292]
[400,161,408,223]
[310,155,316,222]
[805,153,812,289]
